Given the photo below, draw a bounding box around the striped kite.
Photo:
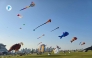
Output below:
[37,34,45,39]
[20,2,35,11]
[51,27,59,32]
[38,42,42,45]
[33,19,51,31]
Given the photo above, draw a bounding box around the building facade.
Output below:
[0,43,8,52]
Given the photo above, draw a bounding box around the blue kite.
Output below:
[58,32,69,39]
[79,42,81,45]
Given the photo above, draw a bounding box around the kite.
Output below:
[8,42,23,52]
[37,34,45,39]
[38,42,42,45]
[23,24,25,25]
[79,42,81,45]
[70,37,77,43]
[58,32,69,39]
[20,2,35,11]
[20,28,22,29]
[54,48,59,54]
[51,27,59,32]
[33,19,51,31]
[81,42,85,45]
[29,2,35,7]
[56,45,61,49]
[17,14,22,18]
[53,46,60,54]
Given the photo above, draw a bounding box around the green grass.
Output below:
[0,52,92,58]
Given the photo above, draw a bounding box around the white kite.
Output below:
[53,46,60,54]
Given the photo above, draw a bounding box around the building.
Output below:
[0,43,8,52]
[19,48,31,53]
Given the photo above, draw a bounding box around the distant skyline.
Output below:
[0,0,92,50]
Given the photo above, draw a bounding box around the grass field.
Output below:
[0,52,92,58]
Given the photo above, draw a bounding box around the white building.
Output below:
[0,43,8,52]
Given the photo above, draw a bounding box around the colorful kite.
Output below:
[51,27,59,32]
[33,19,51,31]
[58,32,69,39]
[81,42,85,45]
[70,37,77,43]
[37,34,45,39]
[20,2,35,11]
[8,42,23,52]
[17,14,22,18]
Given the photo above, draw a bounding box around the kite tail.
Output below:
[20,9,24,11]
[33,23,45,31]
[58,36,63,39]
[33,26,40,31]
[51,29,56,32]
[51,28,58,32]
[51,30,54,32]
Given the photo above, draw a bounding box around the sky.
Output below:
[0,0,92,50]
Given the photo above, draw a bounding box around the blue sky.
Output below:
[0,0,92,50]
